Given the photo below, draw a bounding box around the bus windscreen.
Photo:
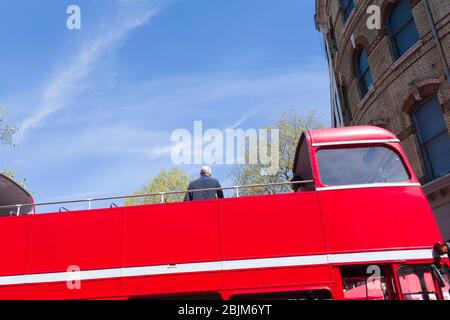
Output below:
[317,146,410,187]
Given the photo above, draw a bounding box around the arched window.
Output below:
[413,96,450,180]
[356,48,373,98]
[388,0,420,60]
[340,0,355,23]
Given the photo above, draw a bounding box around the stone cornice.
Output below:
[423,174,450,197]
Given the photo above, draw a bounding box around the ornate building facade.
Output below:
[315,0,450,238]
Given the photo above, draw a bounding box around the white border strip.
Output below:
[223,255,328,271]
[0,249,434,286]
[121,261,222,278]
[317,183,421,192]
[327,249,434,264]
[312,139,400,147]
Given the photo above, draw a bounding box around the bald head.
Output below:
[200,166,212,177]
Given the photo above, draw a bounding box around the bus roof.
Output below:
[0,174,34,216]
[307,126,399,146]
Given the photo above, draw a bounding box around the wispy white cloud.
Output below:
[17,0,164,142]
[2,0,331,204]
[226,112,255,130]
[60,66,330,127]
[56,66,329,160]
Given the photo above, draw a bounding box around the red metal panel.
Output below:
[121,272,222,299]
[308,126,398,145]
[318,186,442,253]
[222,266,333,290]
[0,215,31,276]
[121,201,222,298]
[122,201,221,267]
[25,279,121,300]
[0,285,25,300]
[0,215,32,299]
[218,192,326,261]
[27,208,122,274]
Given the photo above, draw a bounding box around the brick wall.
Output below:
[321,0,450,183]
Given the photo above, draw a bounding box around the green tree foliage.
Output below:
[125,167,190,206]
[0,107,17,146]
[232,110,324,196]
[0,107,26,189]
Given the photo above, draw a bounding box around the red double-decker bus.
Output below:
[0,126,449,300]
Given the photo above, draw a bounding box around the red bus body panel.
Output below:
[0,126,445,299]
[318,186,440,253]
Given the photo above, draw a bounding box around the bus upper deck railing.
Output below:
[0,180,314,216]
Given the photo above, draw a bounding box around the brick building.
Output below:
[315,0,450,238]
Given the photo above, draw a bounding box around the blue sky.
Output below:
[0,0,330,209]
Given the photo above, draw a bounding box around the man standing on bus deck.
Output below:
[184,166,224,201]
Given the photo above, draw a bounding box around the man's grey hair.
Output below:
[200,166,212,177]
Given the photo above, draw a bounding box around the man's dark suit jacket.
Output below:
[184,176,224,201]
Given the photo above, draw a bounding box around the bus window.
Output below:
[292,133,315,192]
[398,265,439,300]
[440,265,450,300]
[316,146,410,186]
[340,265,394,300]
[230,290,332,300]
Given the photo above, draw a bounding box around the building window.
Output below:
[413,96,450,180]
[333,90,343,127]
[340,0,355,23]
[356,48,373,98]
[388,0,420,60]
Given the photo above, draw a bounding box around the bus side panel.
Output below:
[219,192,327,290]
[222,265,333,292]
[25,279,122,300]
[121,201,222,297]
[25,208,123,299]
[318,187,442,253]
[121,272,222,299]
[0,215,32,299]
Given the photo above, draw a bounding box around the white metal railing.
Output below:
[0,180,314,216]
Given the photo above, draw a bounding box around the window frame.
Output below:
[387,0,420,60]
[440,264,450,300]
[355,47,373,98]
[292,133,316,192]
[315,144,412,188]
[340,0,355,24]
[340,264,397,300]
[397,265,443,301]
[411,96,450,181]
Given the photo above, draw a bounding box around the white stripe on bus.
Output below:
[0,249,434,286]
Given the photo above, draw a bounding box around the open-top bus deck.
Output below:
[0,126,449,300]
